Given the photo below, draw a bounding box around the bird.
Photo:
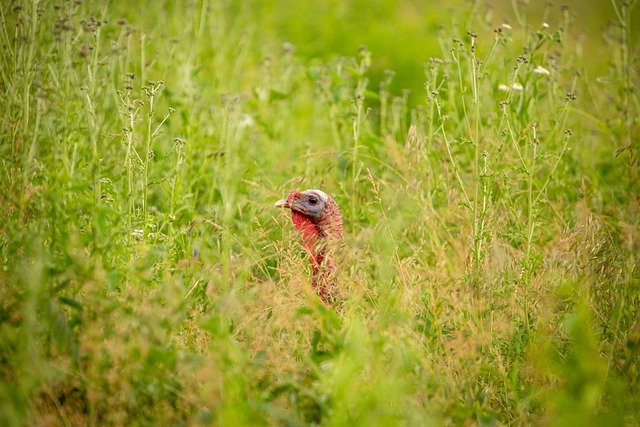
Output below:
[274,189,343,305]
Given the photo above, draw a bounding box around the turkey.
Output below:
[275,189,343,305]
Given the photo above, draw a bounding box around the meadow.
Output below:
[1,0,639,425]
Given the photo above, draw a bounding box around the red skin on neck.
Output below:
[291,210,323,268]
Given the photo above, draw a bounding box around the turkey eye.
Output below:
[308,196,318,205]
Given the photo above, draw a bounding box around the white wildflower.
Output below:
[239,114,255,128]
[498,84,510,92]
[511,82,524,91]
[282,41,295,53]
[131,228,144,240]
[542,22,550,29]
[533,65,550,75]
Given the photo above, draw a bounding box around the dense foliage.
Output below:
[1,0,639,424]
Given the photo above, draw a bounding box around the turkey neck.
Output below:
[291,208,342,301]
[290,210,333,269]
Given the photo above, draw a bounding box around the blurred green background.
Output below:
[241,0,640,103]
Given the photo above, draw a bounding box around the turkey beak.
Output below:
[274,198,290,209]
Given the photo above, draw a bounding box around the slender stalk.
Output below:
[124,93,138,226]
[435,98,471,209]
[525,125,538,277]
[522,123,539,332]
[352,79,366,228]
[619,0,635,168]
[22,97,41,193]
[21,0,39,140]
[170,138,185,218]
[143,84,155,228]
[86,22,104,205]
[424,64,442,206]
[469,34,486,273]
[351,50,370,230]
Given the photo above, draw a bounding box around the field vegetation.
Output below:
[1,0,639,425]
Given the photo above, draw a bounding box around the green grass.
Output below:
[1,0,639,425]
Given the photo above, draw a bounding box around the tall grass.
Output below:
[1,0,639,425]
